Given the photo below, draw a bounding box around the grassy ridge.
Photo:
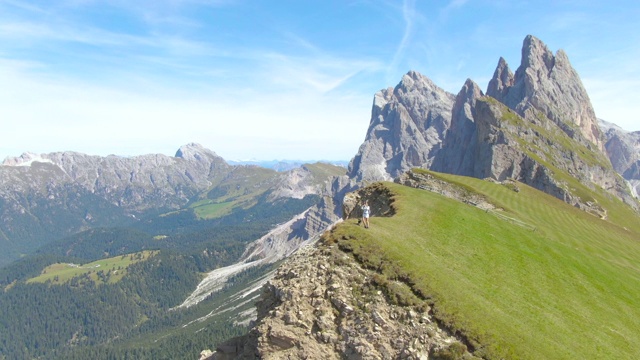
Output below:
[330,175,640,359]
[27,250,158,285]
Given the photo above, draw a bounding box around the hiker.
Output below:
[361,200,370,228]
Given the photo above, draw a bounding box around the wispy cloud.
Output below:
[387,0,417,81]
[258,51,382,94]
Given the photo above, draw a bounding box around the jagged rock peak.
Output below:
[520,34,555,71]
[400,70,438,89]
[487,57,513,97]
[487,34,603,150]
[347,70,455,182]
[459,78,484,102]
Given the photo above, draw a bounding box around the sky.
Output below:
[1,0,639,162]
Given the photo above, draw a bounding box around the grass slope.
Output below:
[27,250,158,285]
[329,174,640,359]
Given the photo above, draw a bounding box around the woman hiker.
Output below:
[361,200,371,228]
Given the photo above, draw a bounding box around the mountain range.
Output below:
[0,144,346,266]
[0,34,639,359]
[348,35,638,214]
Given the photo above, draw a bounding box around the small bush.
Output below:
[431,342,467,360]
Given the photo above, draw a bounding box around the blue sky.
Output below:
[1,0,638,161]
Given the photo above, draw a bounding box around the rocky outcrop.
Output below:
[600,119,640,198]
[487,35,603,151]
[347,71,455,183]
[430,79,486,176]
[396,170,499,212]
[341,182,397,221]
[207,243,471,359]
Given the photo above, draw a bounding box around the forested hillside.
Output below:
[0,191,319,359]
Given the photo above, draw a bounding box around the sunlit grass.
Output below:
[27,251,158,285]
[329,175,640,359]
[191,200,235,219]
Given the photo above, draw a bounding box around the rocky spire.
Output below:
[347,71,455,182]
[486,57,514,104]
[431,78,484,176]
[487,35,603,150]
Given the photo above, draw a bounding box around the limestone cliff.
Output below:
[348,34,639,213]
[486,35,603,151]
[347,71,455,182]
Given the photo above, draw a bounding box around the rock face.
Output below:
[600,119,640,198]
[430,79,487,177]
[348,35,638,213]
[208,244,469,359]
[347,71,455,182]
[487,35,603,151]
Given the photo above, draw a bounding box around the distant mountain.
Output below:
[0,144,345,266]
[600,119,640,198]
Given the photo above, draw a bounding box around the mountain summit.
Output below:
[347,70,455,182]
[487,35,602,150]
[349,35,638,213]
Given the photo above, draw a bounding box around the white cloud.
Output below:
[0,54,374,161]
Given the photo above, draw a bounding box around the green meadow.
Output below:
[329,172,640,359]
[27,250,158,285]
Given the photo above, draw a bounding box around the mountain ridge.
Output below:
[0,143,346,266]
[349,34,638,213]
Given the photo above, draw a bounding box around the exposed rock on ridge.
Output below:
[487,35,603,151]
[207,243,470,359]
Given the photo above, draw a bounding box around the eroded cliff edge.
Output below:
[206,241,474,360]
